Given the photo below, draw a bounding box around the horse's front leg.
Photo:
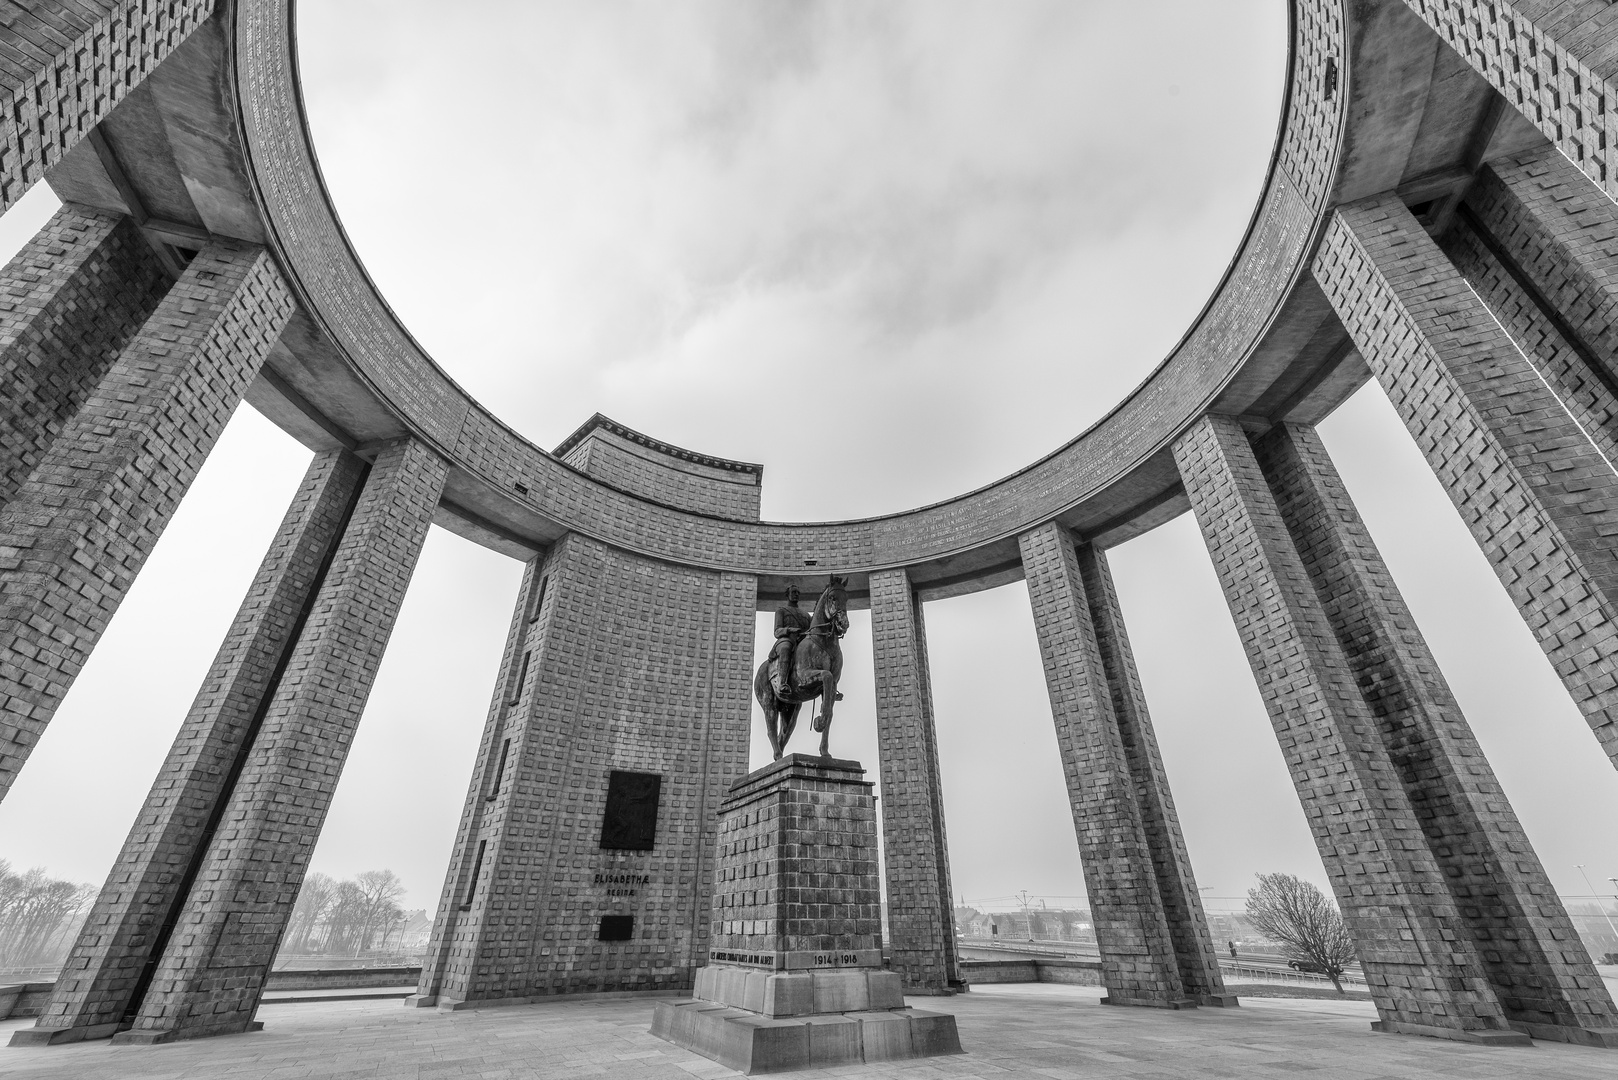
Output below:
[766,703,782,760]
[778,703,801,754]
[817,672,837,757]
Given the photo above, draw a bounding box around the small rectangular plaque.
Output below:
[598,915,634,941]
[600,770,661,851]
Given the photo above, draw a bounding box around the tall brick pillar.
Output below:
[0,205,169,510]
[1313,195,1618,771]
[12,450,368,1045]
[1251,421,1618,1047]
[114,438,448,1043]
[868,567,959,993]
[419,534,755,1006]
[1174,414,1522,1045]
[1017,522,1231,1008]
[0,239,294,803]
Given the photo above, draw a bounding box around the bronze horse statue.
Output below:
[754,577,848,759]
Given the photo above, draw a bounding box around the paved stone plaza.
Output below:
[1,984,1611,1080]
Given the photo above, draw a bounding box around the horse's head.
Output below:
[814,576,850,637]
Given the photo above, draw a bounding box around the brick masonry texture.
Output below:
[1443,200,1618,477]
[0,1,213,210]
[1252,421,1618,1045]
[120,437,448,1042]
[0,204,167,511]
[1017,524,1209,1007]
[868,568,958,993]
[1449,144,1618,474]
[1174,414,1515,1039]
[1018,523,1230,1007]
[26,449,366,1042]
[1314,196,1618,770]
[1401,1,1618,197]
[420,532,756,1005]
[559,425,762,522]
[708,756,881,965]
[0,238,293,803]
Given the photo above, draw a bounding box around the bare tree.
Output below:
[1245,872,1355,994]
[0,862,96,970]
[286,872,339,952]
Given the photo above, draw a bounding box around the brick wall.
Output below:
[23,450,366,1043]
[424,533,756,1004]
[558,420,762,522]
[120,438,448,1042]
[1174,414,1515,1040]
[1314,195,1618,771]
[0,204,168,510]
[869,567,958,992]
[0,238,294,803]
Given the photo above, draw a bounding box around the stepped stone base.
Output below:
[651,997,961,1073]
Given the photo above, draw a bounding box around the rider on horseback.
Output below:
[769,583,811,698]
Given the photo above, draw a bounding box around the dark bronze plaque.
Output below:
[600,770,661,851]
[598,915,634,941]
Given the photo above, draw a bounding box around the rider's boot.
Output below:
[771,659,791,698]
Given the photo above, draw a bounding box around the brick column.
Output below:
[0,239,294,803]
[1313,195,1618,771]
[869,567,958,993]
[1018,522,1232,1008]
[11,450,367,1046]
[0,1,213,211]
[0,205,169,510]
[115,438,448,1043]
[1252,421,1618,1046]
[411,534,754,1006]
[1174,414,1521,1044]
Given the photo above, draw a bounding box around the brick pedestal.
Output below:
[652,755,961,1073]
[868,569,960,993]
[1018,523,1233,1008]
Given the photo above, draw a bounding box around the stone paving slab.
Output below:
[0,983,1610,1079]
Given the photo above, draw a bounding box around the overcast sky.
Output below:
[0,0,1615,921]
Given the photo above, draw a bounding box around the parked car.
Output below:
[1287,959,1327,974]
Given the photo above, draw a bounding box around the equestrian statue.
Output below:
[753,578,848,759]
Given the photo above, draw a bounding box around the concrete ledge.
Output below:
[651,999,962,1074]
[434,989,688,1011]
[1370,1020,1532,1046]
[110,1021,264,1044]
